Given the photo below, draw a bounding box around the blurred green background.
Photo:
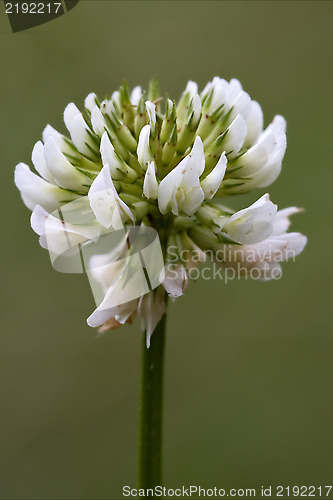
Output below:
[1,1,332,499]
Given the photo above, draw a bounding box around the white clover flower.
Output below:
[15,78,306,345]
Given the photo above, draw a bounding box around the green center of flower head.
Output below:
[34,78,285,244]
[67,78,286,250]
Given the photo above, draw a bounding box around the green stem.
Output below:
[138,307,167,489]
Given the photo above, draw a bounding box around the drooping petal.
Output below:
[87,299,138,329]
[139,288,167,348]
[163,264,187,298]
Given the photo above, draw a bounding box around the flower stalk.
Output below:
[138,299,167,489]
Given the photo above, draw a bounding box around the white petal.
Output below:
[201,80,214,100]
[158,162,184,214]
[42,125,74,156]
[222,115,247,157]
[88,235,129,290]
[143,161,159,199]
[87,300,138,328]
[183,135,205,181]
[201,152,227,199]
[181,185,205,215]
[63,103,81,131]
[235,128,280,176]
[158,158,186,215]
[271,207,302,235]
[110,90,121,112]
[64,103,97,157]
[100,99,113,116]
[44,137,91,191]
[68,113,96,157]
[91,256,149,315]
[91,105,106,136]
[130,86,142,106]
[31,141,54,183]
[100,131,126,180]
[184,80,198,98]
[207,77,229,114]
[88,164,133,228]
[229,90,251,121]
[163,264,187,298]
[31,204,99,253]
[139,289,167,348]
[228,79,243,101]
[244,101,263,147]
[145,100,156,131]
[42,124,62,144]
[274,233,307,259]
[223,193,277,244]
[191,94,202,124]
[158,137,205,215]
[179,138,205,214]
[137,124,153,170]
[15,163,79,212]
[87,308,118,328]
[84,93,97,112]
[253,116,287,187]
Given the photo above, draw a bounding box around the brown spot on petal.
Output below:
[98,318,121,332]
[98,311,137,333]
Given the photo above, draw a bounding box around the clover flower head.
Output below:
[15,77,307,346]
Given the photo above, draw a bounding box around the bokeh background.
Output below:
[1,1,332,499]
